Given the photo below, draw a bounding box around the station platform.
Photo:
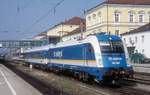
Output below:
[131,63,150,73]
[0,63,42,95]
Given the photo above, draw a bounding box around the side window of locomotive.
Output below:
[88,44,94,53]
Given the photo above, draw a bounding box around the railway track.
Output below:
[126,72,150,85]
[127,78,150,85]
[2,61,150,95]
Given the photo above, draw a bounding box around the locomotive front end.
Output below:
[97,34,134,82]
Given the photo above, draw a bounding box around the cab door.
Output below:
[85,44,95,67]
[82,44,87,66]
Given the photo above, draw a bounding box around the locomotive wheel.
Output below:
[87,76,94,83]
[83,72,89,82]
[79,72,83,80]
[74,72,79,80]
[78,72,90,82]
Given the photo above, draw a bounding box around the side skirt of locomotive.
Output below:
[47,63,134,83]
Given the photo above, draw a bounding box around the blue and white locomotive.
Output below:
[22,33,133,83]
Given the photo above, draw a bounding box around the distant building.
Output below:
[33,32,47,40]
[62,20,86,41]
[121,23,150,58]
[47,17,85,43]
[0,40,48,58]
[85,0,150,36]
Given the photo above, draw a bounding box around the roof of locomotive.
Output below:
[96,34,121,41]
[23,33,121,53]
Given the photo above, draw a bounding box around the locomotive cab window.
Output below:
[99,40,124,54]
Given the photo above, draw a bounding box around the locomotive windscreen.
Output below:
[99,40,124,54]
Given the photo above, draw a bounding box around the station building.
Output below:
[46,17,85,43]
[121,23,150,58]
[62,20,86,41]
[33,32,48,40]
[85,0,150,36]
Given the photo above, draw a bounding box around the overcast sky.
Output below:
[0,0,103,40]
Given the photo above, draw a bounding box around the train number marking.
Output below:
[53,51,63,58]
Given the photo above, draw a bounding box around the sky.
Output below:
[0,0,104,40]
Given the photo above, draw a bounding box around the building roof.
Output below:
[36,32,47,36]
[121,23,150,36]
[104,0,150,5]
[63,23,86,37]
[86,0,150,13]
[63,16,85,25]
[33,31,47,40]
[63,27,86,37]
[47,16,85,31]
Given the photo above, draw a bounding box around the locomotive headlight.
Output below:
[109,37,112,40]
[121,71,125,74]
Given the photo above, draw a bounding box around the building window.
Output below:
[98,12,101,23]
[129,37,134,45]
[141,35,144,42]
[128,10,136,22]
[142,49,144,53]
[135,36,138,43]
[124,38,126,43]
[88,16,91,21]
[139,14,144,22]
[98,28,101,32]
[93,14,96,20]
[149,15,150,22]
[129,14,134,22]
[115,30,120,35]
[114,13,119,23]
[92,30,96,34]
[98,12,101,17]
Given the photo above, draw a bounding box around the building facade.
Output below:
[85,0,150,36]
[62,25,86,41]
[33,32,47,40]
[121,23,150,58]
[47,17,85,37]
[46,17,85,43]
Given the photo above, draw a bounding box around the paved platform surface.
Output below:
[0,63,42,95]
[131,63,150,73]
